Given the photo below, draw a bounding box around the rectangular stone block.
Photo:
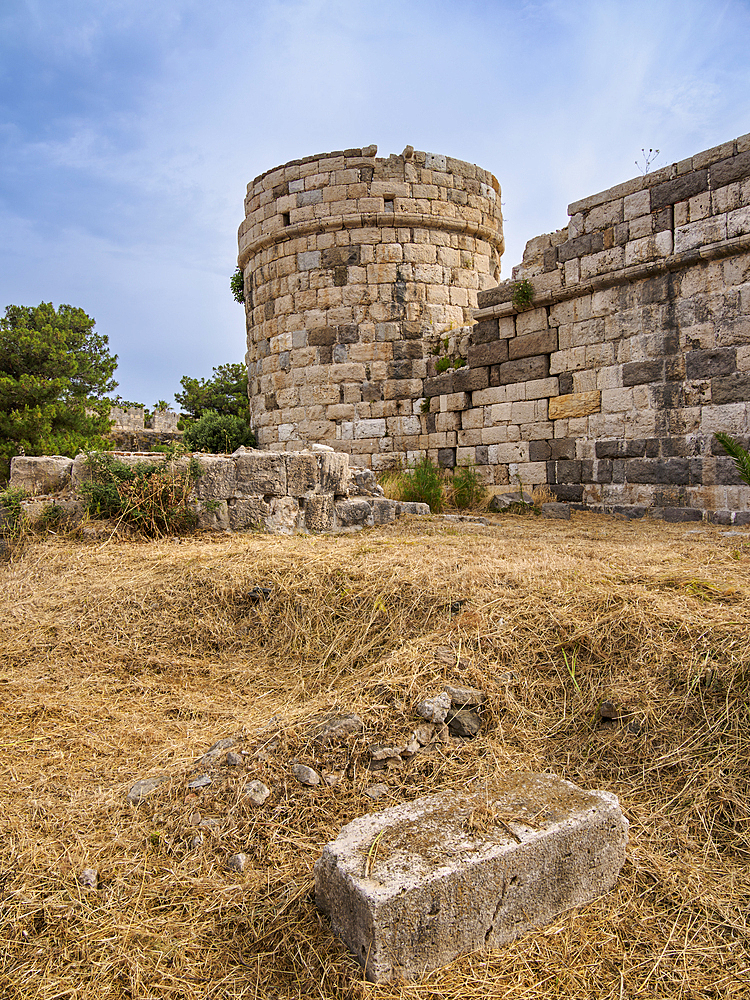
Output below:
[548,390,601,420]
[467,340,509,367]
[285,452,319,497]
[494,355,550,386]
[10,455,73,495]
[315,773,627,982]
[509,329,558,361]
[452,366,489,392]
[235,451,287,497]
[191,456,237,500]
[711,372,750,405]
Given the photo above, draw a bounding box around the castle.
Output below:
[238,136,750,522]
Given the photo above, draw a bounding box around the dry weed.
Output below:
[1,514,748,998]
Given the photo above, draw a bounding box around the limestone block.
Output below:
[317,450,350,495]
[315,772,627,982]
[371,498,397,525]
[20,497,84,524]
[228,497,269,531]
[304,494,335,532]
[285,452,319,497]
[193,499,230,531]
[10,456,73,495]
[334,499,375,529]
[549,391,602,420]
[235,451,287,496]
[192,456,237,500]
[264,496,302,534]
[396,501,430,517]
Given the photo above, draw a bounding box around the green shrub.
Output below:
[451,463,487,509]
[400,456,445,512]
[715,433,750,486]
[452,356,467,369]
[78,453,203,537]
[182,411,256,454]
[436,357,451,374]
[0,486,29,536]
[511,278,534,310]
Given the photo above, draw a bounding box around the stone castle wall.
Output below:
[457,133,750,520]
[238,145,503,467]
[239,135,750,519]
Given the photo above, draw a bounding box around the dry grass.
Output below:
[1,512,749,999]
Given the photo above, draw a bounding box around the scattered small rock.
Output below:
[599,700,618,721]
[416,692,451,724]
[244,779,271,806]
[323,773,340,787]
[413,724,434,746]
[627,720,644,736]
[77,868,98,890]
[292,763,320,787]
[127,776,167,805]
[434,647,470,670]
[187,774,212,790]
[226,853,248,873]
[364,783,389,801]
[401,739,421,757]
[226,751,243,767]
[445,684,486,708]
[196,736,238,767]
[310,712,364,745]
[247,586,272,601]
[435,722,450,744]
[489,491,534,512]
[190,832,204,849]
[188,810,202,826]
[369,746,403,770]
[446,708,482,737]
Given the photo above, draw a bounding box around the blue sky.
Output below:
[1,0,749,407]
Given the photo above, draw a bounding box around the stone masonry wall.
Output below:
[8,451,428,535]
[436,133,750,521]
[238,145,503,468]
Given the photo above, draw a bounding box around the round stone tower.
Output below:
[237,144,503,467]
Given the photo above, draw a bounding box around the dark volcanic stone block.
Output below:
[551,484,584,502]
[453,366,489,392]
[471,318,500,344]
[626,458,690,485]
[558,373,574,395]
[556,232,604,263]
[529,440,551,462]
[556,460,582,484]
[663,507,703,523]
[494,355,550,385]
[438,448,456,468]
[550,438,576,460]
[468,340,509,367]
[509,329,558,361]
[710,150,750,187]
[711,373,750,405]
[686,349,736,380]
[622,360,665,386]
[392,341,424,360]
[650,170,708,211]
[424,373,454,396]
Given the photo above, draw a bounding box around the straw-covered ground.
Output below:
[1,512,749,999]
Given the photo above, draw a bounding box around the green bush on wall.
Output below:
[183,411,256,454]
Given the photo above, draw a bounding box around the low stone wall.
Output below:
[8,451,428,534]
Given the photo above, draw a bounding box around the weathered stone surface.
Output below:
[315,773,628,982]
[304,494,335,532]
[285,452,318,497]
[292,763,320,787]
[244,780,271,806]
[192,456,237,500]
[444,684,486,708]
[317,451,350,495]
[334,498,375,529]
[235,451,287,496]
[265,496,302,534]
[548,391,601,420]
[10,455,73,495]
[416,692,451,723]
[445,708,481,736]
[309,713,364,745]
[127,776,168,804]
[541,502,571,520]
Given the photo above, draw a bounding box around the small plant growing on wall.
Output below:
[230,267,245,304]
[511,278,534,311]
[436,357,452,374]
[715,433,750,486]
